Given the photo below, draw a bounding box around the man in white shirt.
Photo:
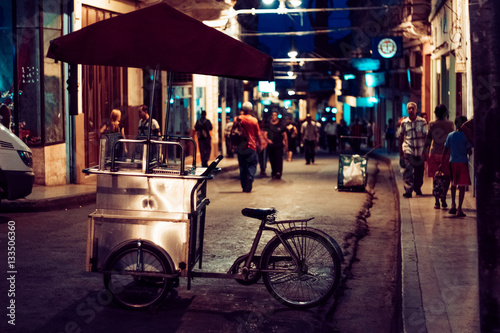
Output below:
[399,102,428,198]
[301,114,320,164]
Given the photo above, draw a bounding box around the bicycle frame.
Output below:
[190,215,313,281]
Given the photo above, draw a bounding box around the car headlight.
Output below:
[17,150,33,168]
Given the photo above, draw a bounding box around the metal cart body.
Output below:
[85,137,212,284]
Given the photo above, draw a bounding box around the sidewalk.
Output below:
[390,155,479,333]
[0,153,480,332]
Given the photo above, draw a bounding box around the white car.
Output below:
[0,123,34,202]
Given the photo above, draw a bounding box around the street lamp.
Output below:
[287,50,298,58]
[262,0,302,6]
[262,0,302,11]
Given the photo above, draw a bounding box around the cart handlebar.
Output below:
[200,155,224,177]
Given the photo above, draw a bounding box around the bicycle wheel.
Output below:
[103,242,174,309]
[261,230,341,308]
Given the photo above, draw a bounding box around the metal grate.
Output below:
[0,140,14,149]
[152,168,181,175]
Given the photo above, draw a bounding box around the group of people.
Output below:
[99,104,161,161]
[221,103,323,193]
[398,102,473,217]
[130,101,474,209]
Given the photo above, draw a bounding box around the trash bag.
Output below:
[343,157,364,187]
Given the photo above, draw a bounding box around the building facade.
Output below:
[1,0,235,186]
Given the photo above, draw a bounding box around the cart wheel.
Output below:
[103,241,175,310]
[230,255,261,285]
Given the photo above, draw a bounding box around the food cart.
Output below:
[85,134,221,283]
[46,2,275,309]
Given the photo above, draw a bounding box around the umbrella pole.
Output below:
[145,66,159,173]
[164,71,173,139]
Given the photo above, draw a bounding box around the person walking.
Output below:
[301,114,320,164]
[138,104,161,137]
[264,111,287,179]
[424,104,454,209]
[324,118,338,154]
[224,116,234,158]
[442,116,473,217]
[285,118,298,161]
[137,104,161,162]
[100,109,126,159]
[195,110,213,167]
[100,109,125,136]
[337,119,348,151]
[235,102,261,192]
[399,102,428,198]
[385,118,395,153]
[257,120,271,176]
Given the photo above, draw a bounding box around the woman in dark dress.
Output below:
[285,117,298,162]
[264,111,287,179]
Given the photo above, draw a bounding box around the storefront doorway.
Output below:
[81,5,128,168]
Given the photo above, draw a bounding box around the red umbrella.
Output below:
[46,3,274,81]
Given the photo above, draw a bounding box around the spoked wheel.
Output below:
[230,255,261,285]
[103,242,175,310]
[261,230,341,308]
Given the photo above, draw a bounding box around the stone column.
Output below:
[469,1,500,331]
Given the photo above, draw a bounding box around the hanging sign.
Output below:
[372,37,403,59]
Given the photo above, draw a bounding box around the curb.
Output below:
[1,193,97,213]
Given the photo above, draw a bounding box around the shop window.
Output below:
[17,28,42,145]
[14,0,64,146]
[43,29,63,144]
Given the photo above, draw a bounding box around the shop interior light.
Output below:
[288,90,296,95]
[343,74,355,80]
[262,0,274,4]
[290,0,302,6]
[287,50,298,58]
[287,71,294,77]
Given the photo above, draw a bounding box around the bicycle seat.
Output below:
[241,208,276,220]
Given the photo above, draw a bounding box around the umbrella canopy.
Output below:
[47,3,273,81]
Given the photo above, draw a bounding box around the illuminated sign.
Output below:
[350,58,381,71]
[258,81,276,93]
[378,38,397,58]
[372,37,403,59]
[365,72,386,87]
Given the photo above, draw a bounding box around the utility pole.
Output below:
[469,1,500,331]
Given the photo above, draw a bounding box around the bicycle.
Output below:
[102,206,343,309]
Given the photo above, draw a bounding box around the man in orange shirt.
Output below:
[235,102,261,192]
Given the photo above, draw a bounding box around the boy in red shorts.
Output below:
[441,116,473,217]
